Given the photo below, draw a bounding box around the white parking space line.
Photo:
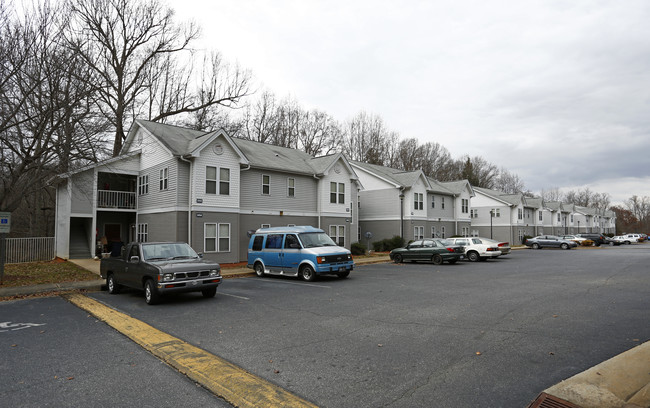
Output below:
[241,277,331,289]
[218,292,250,300]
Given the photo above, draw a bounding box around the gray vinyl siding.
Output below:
[358,189,399,219]
[138,158,179,210]
[321,216,353,249]
[176,160,190,207]
[191,211,240,264]
[70,170,94,214]
[359,220,401,248]
[240,169,317,212]
[138,212,183,242]
[239,213,319,261]
[427,193,455,220]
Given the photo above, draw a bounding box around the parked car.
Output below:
[524,236,578,250]
[603,236,622,246]
[612,235,631,245]
[100,242,222,305]
[623,233,642,243]
[247,226,354,281]
[390,238,465,265]
[446,237,501,261]
[575,233,607,246]
[559,235,588,244]
[482,238,511,256]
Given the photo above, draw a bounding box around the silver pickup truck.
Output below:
[100,242,222,305]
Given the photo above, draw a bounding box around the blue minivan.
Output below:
[247,226,354,281]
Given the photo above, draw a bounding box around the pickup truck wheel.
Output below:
[300,265,316,282]
[254,262,265,277]
[107,274,120,294]
[144,279,160,305]
[201,287,217,298]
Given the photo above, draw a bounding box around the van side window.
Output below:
[252,236,264,251]
[265,234,283,249]
[284,234,300,249]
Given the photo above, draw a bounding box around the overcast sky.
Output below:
[170,0,650,205]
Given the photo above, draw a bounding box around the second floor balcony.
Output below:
[97,190,136,210]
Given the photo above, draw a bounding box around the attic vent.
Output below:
[527,393,581,408]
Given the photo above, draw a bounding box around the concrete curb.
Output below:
[542,341,650,408]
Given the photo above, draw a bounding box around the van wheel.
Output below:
[254,262,265,277]
[300,265,316,282]
[337,271,350,279]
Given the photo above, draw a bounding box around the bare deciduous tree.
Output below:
[67,0,251,156]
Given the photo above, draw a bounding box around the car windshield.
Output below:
[299,232,338,248]
[141,243,199,261]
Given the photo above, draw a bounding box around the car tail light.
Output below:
[498,242,508,247]
[446,247,455,252]
[487,247,497,252]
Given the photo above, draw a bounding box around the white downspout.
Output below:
[313,174,321,228]
[179,156,193,245]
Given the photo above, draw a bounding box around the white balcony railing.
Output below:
[97,190,136,209]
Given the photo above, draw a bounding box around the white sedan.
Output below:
[613,235,635,244]
[446,237,502,262]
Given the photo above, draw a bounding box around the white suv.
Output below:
[447,237,501,262]
[623,234,641,243]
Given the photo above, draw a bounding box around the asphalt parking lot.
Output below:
[2,245,649,407]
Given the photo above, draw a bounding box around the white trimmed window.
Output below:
[137,223,148,242]
[431,195,435,208]
[539,211,543,221]
[206,166,217,194]
[159,168,168,190]
[138,175,149,195]
[441,197,445,209]
[431,226,436,238]
[287,178,295,197]
[330,182,345,204]
[491,208,500,217]
[329,225,345,246]
[414,226,424,240]
[518,208,523,220]
[414,193,424,210]
[204,223,231,253]
[462,227,470,237]
[461,199,469,213]
[471,209,478,218]
[441,226,446,238]
[262,175,270,195]
[220,168,230,195]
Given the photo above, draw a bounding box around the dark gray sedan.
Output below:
[524,235,578,250]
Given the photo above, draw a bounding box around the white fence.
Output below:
[3,237,55,264]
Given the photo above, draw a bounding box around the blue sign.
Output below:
[0,212,10,233]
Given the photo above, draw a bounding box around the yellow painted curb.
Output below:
[63,293,318,408]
